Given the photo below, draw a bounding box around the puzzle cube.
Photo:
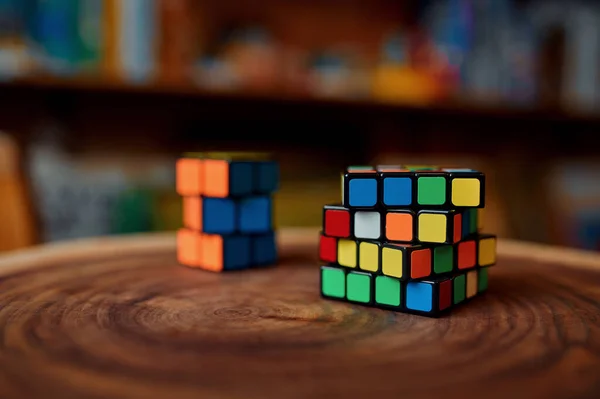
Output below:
[177,229,252,272]
[183,195,273,234]
[176,152,279,197]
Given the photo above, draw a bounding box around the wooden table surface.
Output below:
[0,228,599,399]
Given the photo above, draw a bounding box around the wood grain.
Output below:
[0,228,600,399]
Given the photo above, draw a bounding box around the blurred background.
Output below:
[0,0,599,253]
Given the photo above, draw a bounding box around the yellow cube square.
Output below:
[338,239,357,268]
[359,241,379,272]
[381,246,403,278]
[478,236,497,266]
[451,178,481,207]
[417,213,447,243]
[466,270,478,298]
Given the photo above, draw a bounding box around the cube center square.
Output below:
[354,211,382,240]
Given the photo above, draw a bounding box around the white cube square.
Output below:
[354,211,381,239]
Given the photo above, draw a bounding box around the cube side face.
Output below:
[177,229,202,267]
[457,239,477,270]
[438,280,453,311]
[323,206,351,238]
[478,267,489,292]
[321,266,346,299]
[478,235,497,267]
[255,161,279,194]
[223,235,252,270]
[466,270,478,298]
[337,239,358,268]
[238,196,272,234]
[176,158,203,196]
[346,271,373,304]
[251,232,277,266]
[358,241,380,273]
[433,245,454,275]
[453,274,466,304]
[319,234,338,263]
[203,159,230,198]
[183,196,203,231]
[375,275,402,308]
[385,211,415,242]
[343,172,379,208]
[381,245,406,279]
[353,211,382,240]
[229,162,254,197]
[410,248,432,279]
[202,198,236,234]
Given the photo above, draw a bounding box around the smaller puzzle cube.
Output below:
[177,229,252,272]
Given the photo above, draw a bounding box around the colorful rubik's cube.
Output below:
[319,165,498,317]
[176,152,279,272]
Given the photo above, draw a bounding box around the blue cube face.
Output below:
[238,196,272,233]
[406,281,433,312]
[229,162,254,196]
[348,178,378,207]
[223,235,251,270]
[202,198,236,234]
[252,232,277,266]
[255,161,279,194]
[382,177,412,206]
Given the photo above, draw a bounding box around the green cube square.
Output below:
[469,209,478,234]
[417,176,446,205]
[478,268,488,292]
[433,245,453,274]
[321,266,345,298]
[347,272,371,303]
[375,276,401,306]
[453,274,466,304]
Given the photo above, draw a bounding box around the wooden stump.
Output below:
[0,228,599,399]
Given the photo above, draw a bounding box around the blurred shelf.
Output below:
[3,75,600,125]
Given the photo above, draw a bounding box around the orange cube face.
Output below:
[203,159,230,198]
[177,229,202,267]
[183,197,202,231]
[200,234,225,272]
[176,158,203,196]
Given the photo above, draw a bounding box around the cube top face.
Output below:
[341,165,485,209]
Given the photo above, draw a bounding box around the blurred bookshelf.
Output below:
[0,0,599,252]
